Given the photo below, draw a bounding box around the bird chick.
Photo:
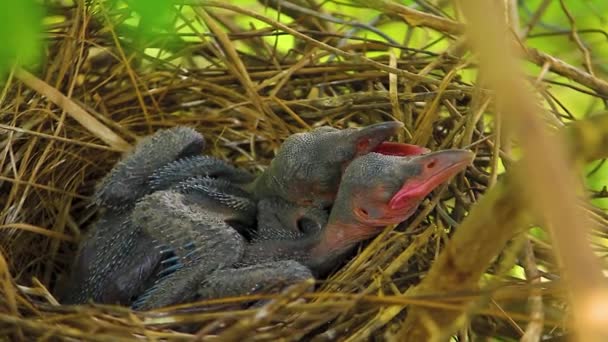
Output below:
[131,148,474,309]
[248,121,429,208]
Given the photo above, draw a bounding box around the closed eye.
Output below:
[297,217,321,235]
[300,199,313,206]
[356,139,370,152]
[356,207,369,217]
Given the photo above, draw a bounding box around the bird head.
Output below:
[315,149,474,256]
[263,121,429,207]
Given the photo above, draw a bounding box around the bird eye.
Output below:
[357,207,369,217]
[356,139,370,152]
[297,217,321,235]
[300,199,314,206]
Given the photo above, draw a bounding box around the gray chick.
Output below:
[58,127,256,305]
[130,149,474,310]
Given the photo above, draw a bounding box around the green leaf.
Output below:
[0,0,44,80]
[124,0,176,34]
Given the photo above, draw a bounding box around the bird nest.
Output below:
[1,1,608,340]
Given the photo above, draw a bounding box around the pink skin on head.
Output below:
[372,142,430,156]
[314,148,474,259]
[388,155,473,211]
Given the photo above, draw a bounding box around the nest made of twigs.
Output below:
[2,1,608,341]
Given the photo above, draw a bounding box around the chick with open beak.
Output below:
[240,148,474,278]
[248,121,429,208]
[130,146,474,309]
[307,149,475,274]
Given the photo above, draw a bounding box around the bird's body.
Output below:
[58,127,257,305]
[58,123,470,310]
[58,211,157,304]
[131,149,473,310]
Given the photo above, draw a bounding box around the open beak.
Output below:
[349,121,404,154]
[311,148,473,263]
[348,121,431,156]
[373,141,430,156]
[389,149,474,210]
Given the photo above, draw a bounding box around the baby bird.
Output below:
[58,122,430,306]
[130,148,474,309]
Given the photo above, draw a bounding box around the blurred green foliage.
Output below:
[122,0,177,36]
[519,1,608,207]
[0,0,606,206]
[0,0,43,80]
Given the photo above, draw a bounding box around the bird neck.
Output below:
[305,220,375,276]
[244,219,372,277]
[313,221,370,257]
[244,169,282,200]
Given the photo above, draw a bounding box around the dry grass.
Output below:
[1,0,607,340]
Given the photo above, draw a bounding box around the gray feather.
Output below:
[149,155,255,191]
[95,126,205,210]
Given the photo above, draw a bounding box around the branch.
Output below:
[352,0,608,97]
[525,47,608,96]
[15,68,130,152]
[395,0,608,337]
[359,0,465,36]
[396,110,608,340]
